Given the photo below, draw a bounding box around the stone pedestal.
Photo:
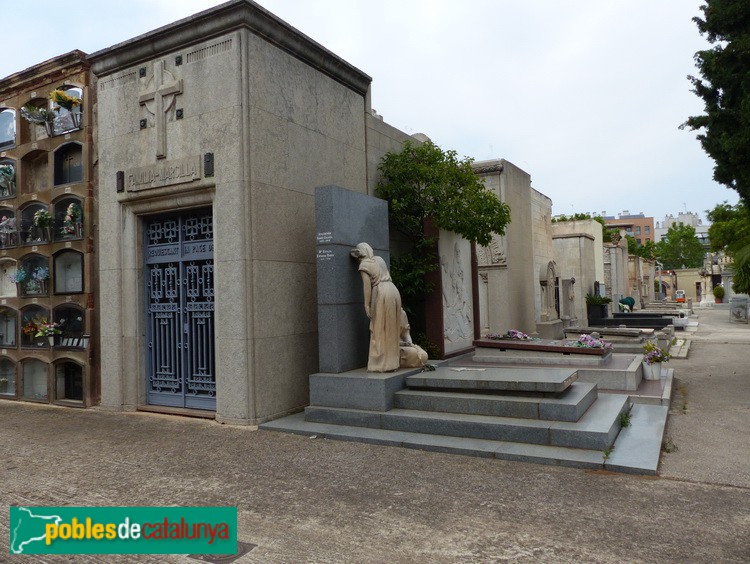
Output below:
[536,319,564,340]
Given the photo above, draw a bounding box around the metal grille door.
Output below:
[145,210,215,410]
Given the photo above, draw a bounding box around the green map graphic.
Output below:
[10,507,63,554]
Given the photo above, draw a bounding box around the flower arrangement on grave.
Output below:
[643,341,670,365]
[34,319,62,338]
[49,89,81,112]
[33,209,51,228]
[20,103,55,125]
[22,319,39,336]
[61,202,82,236]
[485,329,532,340]
[8,267,28,285]
[0,164,14,191]
[32,266,49,282]
[0,215,15,231]
[573,334,613,350]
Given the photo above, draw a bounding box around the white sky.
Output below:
[0,0,739,224]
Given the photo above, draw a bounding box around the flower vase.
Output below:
[15,282,21,297]
[44,227,52,242]
[44,122,54,138]
[75,222,83,238]
[71,112,82,129]
[48,336,55,347]
[40,280,48,295]
[648,362,662,381]
[0,381,6,394]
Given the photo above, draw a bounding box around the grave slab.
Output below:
[405,366,578,393]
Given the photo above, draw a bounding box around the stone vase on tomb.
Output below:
[649,362,662,381]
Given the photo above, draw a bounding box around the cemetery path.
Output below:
[0,306,747,563]
[659,306,750,490]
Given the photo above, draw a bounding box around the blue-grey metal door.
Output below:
[145,209,215,410]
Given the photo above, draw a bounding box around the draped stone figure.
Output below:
[399,308,428,368]
[350,242,402,372]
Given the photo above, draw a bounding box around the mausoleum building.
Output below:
[88,0,409,424]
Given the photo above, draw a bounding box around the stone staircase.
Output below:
[262,365,669,474]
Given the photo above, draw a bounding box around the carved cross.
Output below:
[139,60,183,159]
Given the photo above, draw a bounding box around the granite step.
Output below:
[405,366,578,393]
[261,401,667,475]
[304,394,629,450]
[393,381,598,422]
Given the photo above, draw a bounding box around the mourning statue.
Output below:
[350,242,403,372]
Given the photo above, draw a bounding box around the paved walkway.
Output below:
[0,308,748,563]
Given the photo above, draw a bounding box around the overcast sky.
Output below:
[0,0,739,225]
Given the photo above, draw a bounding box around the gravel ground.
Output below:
[0,306,748,563]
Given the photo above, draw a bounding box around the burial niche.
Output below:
[0,358,15,396]
[53,142,83,186]
[22,359,48,400]
[0,158,16,199]
[0,108,16,149]
[0,307,17,347]
[55,361,83,402]
[54,251,83,294]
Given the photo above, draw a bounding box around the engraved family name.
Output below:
[126,156,201,192]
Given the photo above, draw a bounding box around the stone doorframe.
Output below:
[99,190,230,417]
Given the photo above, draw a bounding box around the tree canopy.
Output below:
[376,140,511,247]
[375,140,512,312]
[627,236,657,261]
[683,0,750,203]
[655,223,706,269]
[707,201,750,293]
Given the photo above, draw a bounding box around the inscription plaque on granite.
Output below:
[126,155,201,192]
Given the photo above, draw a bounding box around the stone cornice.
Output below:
[551,233,596,241]
[89,0,372,96]
[472,163,504,175]
[88,0,372,96]
[0,51,90,98]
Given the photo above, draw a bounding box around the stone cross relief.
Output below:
[139,60,183,159]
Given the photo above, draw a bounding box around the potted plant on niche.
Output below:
[0,164,15,197]
[61,202,83,238]
[35,319,62,347]
[22,318,41,345]
[9,267,28,295]
[713,285,725,304]
[33,209,52,242]
[49,89,82,129]
[31,266,50,295]
[585,293,612,326]
[642,341,670,380]
[20,103,56,137]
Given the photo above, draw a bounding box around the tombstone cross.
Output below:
[139,60,183,159]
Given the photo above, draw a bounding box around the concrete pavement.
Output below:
[0,307,748,563]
